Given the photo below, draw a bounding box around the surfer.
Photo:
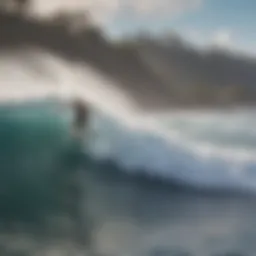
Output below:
[52,98,91,248]
[72,98,89,139]
[65,98,92,248]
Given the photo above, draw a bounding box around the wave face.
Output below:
[87,108,256,192]
[1,49,256,194]
[0,99,78,223]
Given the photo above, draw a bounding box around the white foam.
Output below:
[0,49,135,116]
[87,107,256,192]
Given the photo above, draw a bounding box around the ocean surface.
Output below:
[0,50,256,255]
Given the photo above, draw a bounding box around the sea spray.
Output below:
[2,49,256,195]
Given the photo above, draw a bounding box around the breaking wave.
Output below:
[1,49,256,194]
[87,108,256,192]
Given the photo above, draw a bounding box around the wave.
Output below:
[1,49,256,194]
[86,107,256,193]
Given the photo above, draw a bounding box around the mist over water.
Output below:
[1,49,256,255]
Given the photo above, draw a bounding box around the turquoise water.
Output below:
[0,100,74,222]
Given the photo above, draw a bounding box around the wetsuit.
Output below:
[66,99,91,247]
[72,99,89,135]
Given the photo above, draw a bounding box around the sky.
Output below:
[32,0,256,54]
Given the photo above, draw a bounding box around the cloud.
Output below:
[126,0,202,16]
[209,29,256,56]
[31,0,203,24]
[31,0,119,24]
[211,29,233,48]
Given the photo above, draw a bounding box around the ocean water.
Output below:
[1,50,256,255]
[0,100,75,222]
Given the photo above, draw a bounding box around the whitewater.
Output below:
[1,49,256,193]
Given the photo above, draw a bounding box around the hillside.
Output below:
[0,3,256,110]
